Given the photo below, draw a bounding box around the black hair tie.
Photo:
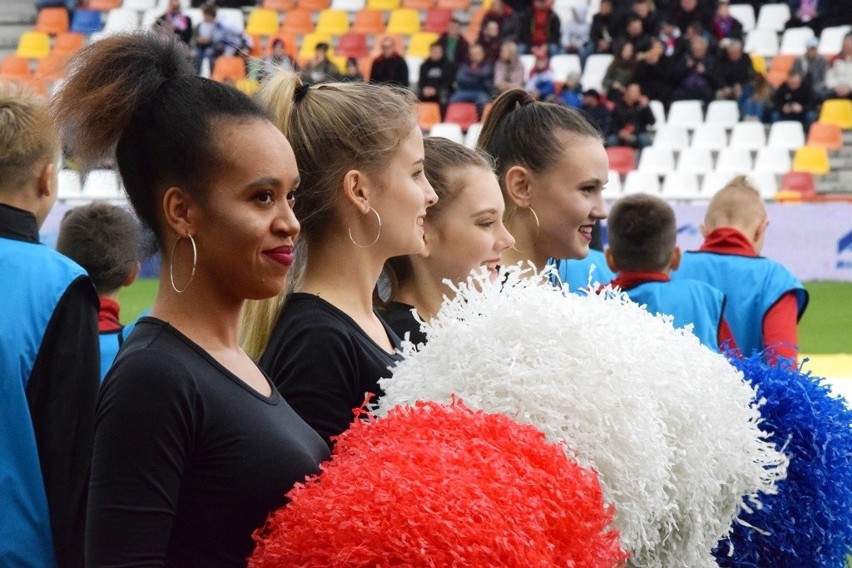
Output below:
[294,83,310,102]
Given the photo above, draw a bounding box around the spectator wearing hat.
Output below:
[580,88,612,136]
[793,36,830,100]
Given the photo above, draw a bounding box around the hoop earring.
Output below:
[348,207,382,248]
[169,234,197,294]
[506,206,540,254]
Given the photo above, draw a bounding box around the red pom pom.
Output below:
[250,400,627,567]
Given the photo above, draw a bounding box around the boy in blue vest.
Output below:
[671,175,808,364]
[57,202,143,380]
[0,86,99,567]
[604,193,736,352]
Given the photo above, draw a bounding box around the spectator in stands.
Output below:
[606,82,656,148]
[301,42,342,84]
[793,36,829,100]
[0,82,99,568]
[193,2,249,74]
[156,0,193,46]
[714,39,755,107]
[438,19,470,67]
[772,70,817,129]
[525,49,557,100]
[657,18,681,56]
[825,32,852,100]
[783,0,820,30]
[493,40,526,94]
[636,38,676,107]
[673,21,713,60]
[478,20,504,64]
[56,203,142,381]
[740,72,773,121]
[419,43,456,113]
[605,193,735,352]
[587,0,615,58]
[615,0,660,40]
[617,15,653,53]
[450,43,494,110]
[672,175,808,365]
[710,0,744,42]
[561,5,590,58]
[602,40,638,102]
[671,0,713,36]
[580,88,612,135]
[672,35,716,104]
[557,72,583,107]
[517,0,561,56]
[260,38,297,80]
[341,57,364,82]
[482,0,519,40]
[370,38,409,88]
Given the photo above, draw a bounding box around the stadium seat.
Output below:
[263,0,297,11]
[753,147,792,173]
[792,145,830,174]
[423,7,452,33]
[407,32,438,57]
[53,32,85,56]
[652,124,690,150]
[464,122,483,148]
[749,53,767,75]
[402,0,434,8]
[338,33,369,58]
[269,31,298,57]
[549,53,582,82]
[691,123,728,150]
[436,0,470,8]
[216,8,245,32]
[428,122,463,143]
[818,99,852,129]
[211,55,246,83]
[35,7,70,35]
[807,122,844,150]
[661,171,702,200]
[405,55,423,84]
[16,32,50,60]
[818,25,851,56]
[57,169,83,201]
[715,147,753,172]
[744,29,779,57]
[444,102,478,131]
[666,100,704,129]
[766,54,796,87]
[755,3,790,32]
[300,0,332,9]
[623,170,661,195]
[649,100,666,127]
[637,147,675,174]
[235,78,261,95]
[728,121,767,150]
[519,53,535,78]
[705,100,739,127]
[281,8,314,36]
[386,8,421,34]
[779,171,815,195]
[87,0,121,10]
[750,172,779,199]
[315,9,350,35]
[701,171,738,196]
[779,26,814,55]
[82,169,123,200]
[123,0,156,10]
[367,0,401,9]
[464,7,486,42]
[0,56,31,82]
[418,101,441,131]
[605,170,622,195]
[33,52,69,85]
[580,53,612,91]
[676,147,714,173]
[246,8,280,36]
[103,8,140,34]
[299,33,335,61]
[728,3,755,33]
[767,120,806,149]
[351,9,386,34]
[605,146,636,176]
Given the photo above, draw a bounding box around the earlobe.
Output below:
[504,166,532,208]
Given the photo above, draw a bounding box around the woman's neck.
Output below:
[297,242,385,318]
[394,264,447,322]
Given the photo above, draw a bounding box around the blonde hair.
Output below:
[0,85,60,194]
[240,70,418,359]
[704,175,766,232]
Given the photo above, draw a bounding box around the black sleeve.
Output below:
[400,58,409,88]
[26,276,99,568]
[86,350,198,566]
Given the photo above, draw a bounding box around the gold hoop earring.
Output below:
[348,207,382,248]
[169,234,197,294]
[505,206,540,254]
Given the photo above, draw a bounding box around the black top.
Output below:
[86,318,328,567]
[379,301,428,347]
[259,293,403,448]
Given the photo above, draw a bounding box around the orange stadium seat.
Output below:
[280,8,314,36]
[351,9,385,34]
[417,101,442,131]
[33,52,69,82]
[35,7,70,35]
[263,0,297,10]
[300,0,332,9]
[53,32,85,56]
[87,0,122,10]
[0,56,32,82]
[766,54,795,88]
[211,55,247,83]
[337,33,369,58]
[465,7,486,42]
[423,7,452,33]
[807,122,843,150]
[444,102,478,131]
[437,0,470,8]
[402,0,434,8]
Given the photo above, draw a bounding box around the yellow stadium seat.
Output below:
[246,8,280,36]
[299,33,334,60]
[749,53,766,75]
[386,8,420,34]
[818,99,852,129]
[367,0,401,10]
[315,9,350,35]
[407,31,438,57]
[792,145,830,175]
[16,31,51,60]
[328,54,347,73]
[236,78,261,95]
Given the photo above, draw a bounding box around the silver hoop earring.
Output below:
[348,207,382,248]
[169,234,197,294]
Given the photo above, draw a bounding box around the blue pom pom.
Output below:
[714,354,852,566]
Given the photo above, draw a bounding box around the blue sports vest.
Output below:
[673,252,808,357]
[624,279,725,350]
[99,330,123,381]
[0,236,87,567]
[553,250,616,293]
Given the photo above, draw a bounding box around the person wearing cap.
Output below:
[792,36,829,101]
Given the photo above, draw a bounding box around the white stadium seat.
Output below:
[667,100,704,129]
[623,170,661,195]
[753,147,792,173]
[715,147,754,173]
[661,171,702,200]
[637,147,675,174]
[677,147,715,173]
[729,121,767,150]
[767,120,806,149]
[428,123,463,144]
[755,3,790,32]
[691,123,728,151]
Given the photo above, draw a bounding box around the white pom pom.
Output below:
[378,264,787,568]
